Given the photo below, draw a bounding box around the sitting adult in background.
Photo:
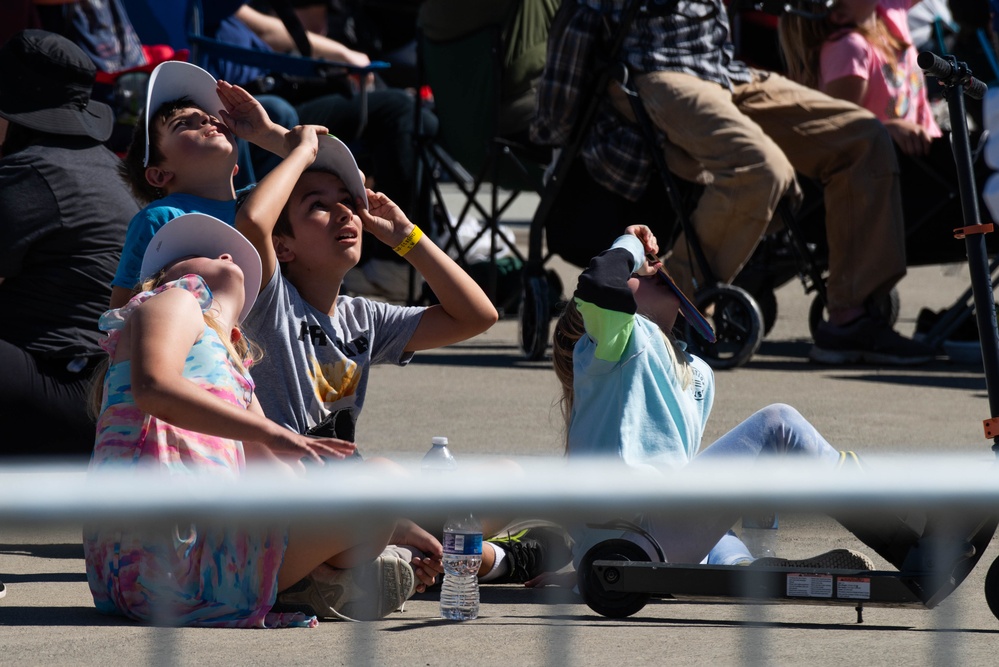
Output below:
[533,0,934,366]
[0,30,136,458]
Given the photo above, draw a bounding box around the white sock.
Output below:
[478,543,509,582]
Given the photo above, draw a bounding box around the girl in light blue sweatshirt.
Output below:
[551,225,874,569]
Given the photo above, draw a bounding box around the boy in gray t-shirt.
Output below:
[227,83,571,607]
[245,273,424,441]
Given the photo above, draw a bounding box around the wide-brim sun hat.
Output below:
[140,213,262,323]
[313,134,368,209]
[143,60,222,166]
[0,29,113,142]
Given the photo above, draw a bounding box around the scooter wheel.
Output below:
[519,272,551,361]
[984,554,999,621]
[685,285,764,370]
[578,539,652,619]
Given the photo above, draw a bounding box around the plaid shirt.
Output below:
[532,0,751,201]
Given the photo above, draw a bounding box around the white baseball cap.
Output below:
[313,134,368,209]
[140,213,262,323]
[143,60,221,166]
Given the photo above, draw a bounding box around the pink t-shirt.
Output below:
[819,0,941,137]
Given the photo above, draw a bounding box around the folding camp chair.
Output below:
[414,0,554,312]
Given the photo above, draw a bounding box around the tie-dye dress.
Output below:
[83,275,316,628]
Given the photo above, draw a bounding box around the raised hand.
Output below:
[216,80,273,143]
[356,188,413,249]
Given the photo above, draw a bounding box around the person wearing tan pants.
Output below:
[533,0,935,365]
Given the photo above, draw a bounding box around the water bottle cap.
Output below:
[431,436,448,446]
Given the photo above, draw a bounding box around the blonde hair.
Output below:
[551,298,693,453]
[88,270,261,418]
[779,6,909,89]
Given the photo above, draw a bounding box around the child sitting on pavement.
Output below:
[544,226,980,596]
[110,60,294,308]
[85,213,415,626]
[224,85,573,604]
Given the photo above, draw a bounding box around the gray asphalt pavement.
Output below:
[4,190,999,665]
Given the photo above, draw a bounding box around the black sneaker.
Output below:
[810,315,935,365]
[485,521,574,584]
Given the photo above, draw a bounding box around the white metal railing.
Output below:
[2,453,998,665]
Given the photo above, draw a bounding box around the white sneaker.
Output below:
[276,555,415,621]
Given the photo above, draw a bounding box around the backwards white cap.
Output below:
[143,61,221,167]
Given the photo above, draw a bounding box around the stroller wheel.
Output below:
[686,285,764,369]
[985,554,999,621]
[578,539,652,619]
[808,288,900,339]
[519,272,551,361]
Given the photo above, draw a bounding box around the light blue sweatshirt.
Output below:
[567,235,714,470]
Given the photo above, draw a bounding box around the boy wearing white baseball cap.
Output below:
[229,88,569,610]
[110,61,312,309]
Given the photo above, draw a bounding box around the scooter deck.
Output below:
[591,560,933,610]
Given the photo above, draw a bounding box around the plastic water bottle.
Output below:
[742,513,779,558]
[421,436,457,473]
[440,513,482,621]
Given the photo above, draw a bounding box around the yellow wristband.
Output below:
[392,225,423,257]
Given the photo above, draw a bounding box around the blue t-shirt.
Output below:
[112,190,246,290]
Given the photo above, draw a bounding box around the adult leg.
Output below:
[736,73,936,363]
[622,71,797,295]
[734,72,906,316]
[0,340,97,459]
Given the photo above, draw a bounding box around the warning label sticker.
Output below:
[786,573,833,598]
[837,577,871,600]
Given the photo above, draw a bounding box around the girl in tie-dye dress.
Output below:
[84,214,409,627]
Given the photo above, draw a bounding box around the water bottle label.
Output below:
[444,532,483,556]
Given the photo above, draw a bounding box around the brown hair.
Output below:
[779,6,909,89]
[119,97,199,204]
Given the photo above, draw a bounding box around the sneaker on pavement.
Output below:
[486,521,574,584]
[0,580,5,599]
[810,315,935,365]
[275,555,415,621]
[750,548,875,570]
